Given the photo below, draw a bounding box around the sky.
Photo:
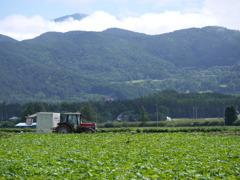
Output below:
[0,0,240,40]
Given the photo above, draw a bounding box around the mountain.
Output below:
[0,34,17,42]
[0,26,240,102]
[146,26,240,67]
[53,13,88,22]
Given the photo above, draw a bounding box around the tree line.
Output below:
[0,91,240,125]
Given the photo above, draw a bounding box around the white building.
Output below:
[15,122,36,128]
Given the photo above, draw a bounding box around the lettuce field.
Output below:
[1,133,240,179]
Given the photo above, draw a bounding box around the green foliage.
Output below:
[0,27,240,102]
[224,105,238,125]
[0,118,21,128]
[1,91,240,124]
[0,133,240,179]
[99,119,225,128]
[138,105,149,122]
[21,102,46,120]
[0,121,16,128]
[233,119,240,125]
[0,128,35,133]
[80,102,96,122]
[0,102,21,121]
[158,105,169,120]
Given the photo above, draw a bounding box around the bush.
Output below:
[207,120,224,126]
[136,129,142,133]
[225,105,238,125]
[0,128,35,133]
[104,123,114,128]
[233,120,240,126]
[98,119,225,129]
[0,121,16,128]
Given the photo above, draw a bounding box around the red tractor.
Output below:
[55,113,97,133]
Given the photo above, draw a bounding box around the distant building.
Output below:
[103,96,117,102]
[9,116,18,121]
[25,114,37,125]
[166,116,173,121]
[15,122,36,128]
[15,114,37,128]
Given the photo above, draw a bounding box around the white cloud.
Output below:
[0,14,51,40]
[141,0,196,8]
[0,0,239,41]
[49,11,120,32]
[120,11,216,34]
[46,0,94,3]
[50,10,217,35]
[203,0,240,30]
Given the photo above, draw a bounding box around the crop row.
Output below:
[99,119,227,128]
[1,125,240,133]
[1,133,240,179]
[100,126,240,134]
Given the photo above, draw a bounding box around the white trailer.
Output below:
[36,112,60,133]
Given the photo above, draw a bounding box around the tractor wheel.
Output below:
[84,128,95,133]
[56,124,72,134]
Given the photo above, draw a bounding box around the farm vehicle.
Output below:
[55,113,97,133]
[36,112,97,133]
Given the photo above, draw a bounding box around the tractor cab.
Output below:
[62,113,81,130]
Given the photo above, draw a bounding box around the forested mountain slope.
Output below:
[0,34,17,42]
[0,26,240,102]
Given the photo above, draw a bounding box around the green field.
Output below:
[1,133,240,179]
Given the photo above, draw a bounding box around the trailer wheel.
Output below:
[56,124,72,134]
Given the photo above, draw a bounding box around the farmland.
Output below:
[1,132,240,179]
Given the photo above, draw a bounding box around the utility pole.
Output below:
[193,107,198,119]
[156,104,159,127]
[196,107,198,119]
[223,102,225,118]
[95,107,98,123]
[193,107,195,119]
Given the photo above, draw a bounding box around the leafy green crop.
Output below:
[1,133,239,179]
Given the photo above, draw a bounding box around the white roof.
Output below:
[9,116,18,120]
[15,122,37,127]
[37,112,59,114]
[26,114,37,118]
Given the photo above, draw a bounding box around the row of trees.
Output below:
[0,91,240,125]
